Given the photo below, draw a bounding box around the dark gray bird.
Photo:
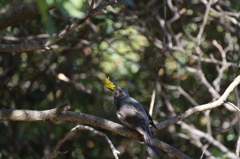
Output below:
[114,87,160,157]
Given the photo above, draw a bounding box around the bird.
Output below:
[113,87,160,157]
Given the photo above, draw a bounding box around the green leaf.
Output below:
[62,0,89,18]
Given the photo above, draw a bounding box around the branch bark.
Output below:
[0,1,40,30]
[0,106,191,159]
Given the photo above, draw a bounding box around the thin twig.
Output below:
[161,83,199,106]
[226,102,240,112]
[234,74,240,156]
[197,0,213,42]
[149,89,156,116]
[179,122,237,158]
[42,125,120,159]
[212,40,229,92]
[199,149,206,159]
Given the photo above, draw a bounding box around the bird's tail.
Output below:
[141,128,160,157]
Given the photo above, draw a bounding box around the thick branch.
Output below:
[0,104,70,121]
[0,1,40,30]
[0,107,190,159]
[0,108,139,139]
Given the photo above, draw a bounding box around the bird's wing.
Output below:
[130,97,157,129]
[130,99,151,122]
[143,107,158,129]
[118,101,148,129]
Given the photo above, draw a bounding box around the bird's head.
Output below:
[114,87,130,98]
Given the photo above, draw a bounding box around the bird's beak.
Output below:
[113,81,120,91]
[107,88,114,92]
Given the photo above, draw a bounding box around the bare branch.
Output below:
[155,75,240,130]
[161,83,199,106]
[212,40,229,92]
[234,74,240,156]
[0,104,70,121]
[0,107,191,158]
[149,89,156,116]
[197,0,213,42]
[227,102,240,112]
[164,47,237,111]
[92,9,107,16]
[89,0,95,11]
[153,138,192,159]
[0,34,49,41]
[42,125,120,159]
[180,122,237,158]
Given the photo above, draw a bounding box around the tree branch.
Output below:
[0,106,190,158]
[179,122,238,158]
[0,0,118,52]
[0,1,41,30]
[0,104,70,121]
[155,75,240,130]
[42,125,120,159]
